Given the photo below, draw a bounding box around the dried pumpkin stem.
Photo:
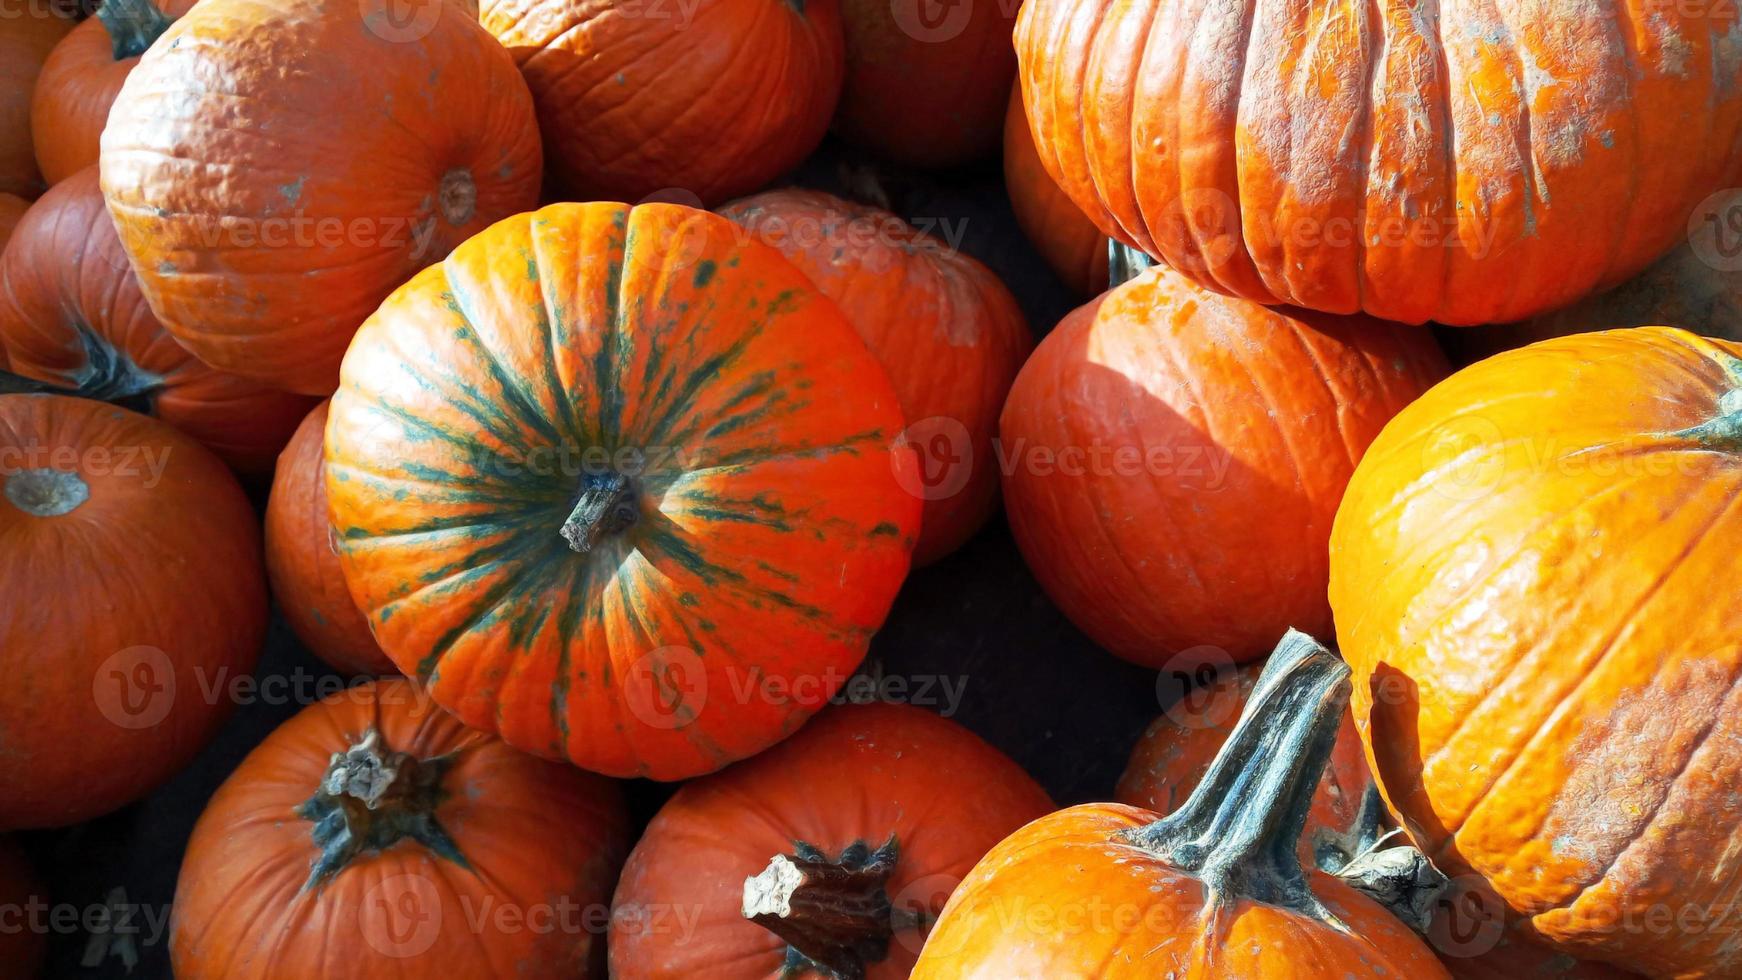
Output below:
[295,728,467,890]
[560,472,639,553]
[1108,240,1156,289]
[0,323,162,415]
[742,836,911,980]
[97,0,175,60]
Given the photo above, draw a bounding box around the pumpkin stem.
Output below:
[0,323,163,415]
[1108,240,1156,288]
[742,836,913,980]
[96,0,174,60]
[5,468,90,517]
[1332,818,1447,933]
[560,472,639,554]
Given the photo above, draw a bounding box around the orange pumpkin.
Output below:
[1430,877,1643,979]
[100,0,543,395]
[0,838,46,977]
[325,202,920,780]
[171,677,630,978]
[610,701,1052,978]
[1016,1,1742,325]
[264,400,394,676]
[1329,327,1742,976]
[0,6,73,197]
[720,189,1032,564]
[480,0,841,206]
[1002,86,1106,298]
[1000,263,1446,667]
[0,168,316,475]
[0,394,265,829]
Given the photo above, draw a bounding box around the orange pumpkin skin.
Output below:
[0,838,46,976]
[719,189,1032,565]
[264,400,394,676]
[0,169,316,475]
[100,0,543,396]
[1000,264,1446,667]
[325,202,921,780]
[0,8,73,198]
[0,394,265,829]
[479,0,841,206]
[609,701,1053,978]
[1015,1,1742,326]
[171,677,630,978]
[1329,327,1742,976]
[1002,86,1106,298]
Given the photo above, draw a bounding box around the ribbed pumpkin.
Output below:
[0,838,46,977]
[610,701,1052,978]
[720,189,1031,564]
[264,400,394,676]
[171,677,630,978]
[31,0,192,187]
[326,202,920,780]
[100,0,543,395]
[1016,1,1742,325]
[1329,327,1742,976]
[0,7,73,197]
[1431,878,1642,980]
[1002,87,1106,298]
[0,168,315,474]
[913,631,1450,977]
[479,0,841,206]
[0,394,265,829]
[1000,262,1446,667]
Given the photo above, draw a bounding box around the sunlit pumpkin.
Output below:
[0,6,73,197]
[1002,87,1106,298]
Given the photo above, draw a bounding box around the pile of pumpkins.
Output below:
[2,0,1740,976]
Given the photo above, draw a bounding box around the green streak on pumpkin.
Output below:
[692,259,717,287]
[869,522,900,537]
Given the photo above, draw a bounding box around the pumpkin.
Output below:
[609,701,1052,977]
[171,676,630,978]
[479,0,841,206]
[0,7,73,198]
[31,0,192,187]
[0,838,46,977]
[1329,327,1742,976]
[1430,877,1643,979]
[719,189,1032,564]
[325,201,921,780]
[1015,1,1742,326]
[0,168,316,475]
[0,393,265,829]
[264,400,394,676]
[100,0,543,396]
[999,262,1446,667]
[912,630,1450,977]
[1002,86,1106,298]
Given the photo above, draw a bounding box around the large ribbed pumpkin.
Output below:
[1002,87,1106,298]
[0,8,73,197]
[100,0,543,395]
[1000,263,1445,667]
[325,202,920,780]
[1016,1,1742,325]
[1329,327,1742,976]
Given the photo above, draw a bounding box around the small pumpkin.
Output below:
[1001,86,1106,298]
[326,201,921,780]
[0,393,265,829]
[171,676,630,978]
[912,630,1450,977]
[1329,327,1742,977]
[609,701,1052,977]
[264,400,394,676]
[479,0,841,206]
[0,7,73,197]
[100,0,543,395]
[1000,261,1446,667]
[0,838,46,977]
[0,168,316,475]
[720,189,1032,564]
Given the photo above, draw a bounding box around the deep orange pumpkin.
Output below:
[720,189,1031,564]
[325,202,921,780]
[479,0,841,206]
[0,7,73,198]
[264,400,394,677]
[171,677,630,978]
[1330,327,1742,976]
[1016,1,1742,325]
[0,837,46,976]
[1000,262,1446,667]
[0,168,316,475]
[100,0,543,395]
[609,701,1053,978]
[0,393,265,829]
[1002,86,1106,298]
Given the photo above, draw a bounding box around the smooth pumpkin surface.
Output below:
[0,838,46,976]
[264,400,394,677]
[1000,263,1446,667]
[326,202,921,780]
[101,0,543,395]
[0,168,316,475]
[610,701,1053,978]
[1016,0,1742,325]
[1330,327,1742,976]
[480,0,842,206]
[0,8,73,197]
[0,394,265,829]
[1002,86,1105,298]
[720,189,1031,565]
[171,677,630,978]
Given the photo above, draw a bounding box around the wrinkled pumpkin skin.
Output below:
[1016,0,1742,325]
[0,8,73,198]
[1330,327,1742,977]
[1002,86,1106,298]
[326,202,920,781]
